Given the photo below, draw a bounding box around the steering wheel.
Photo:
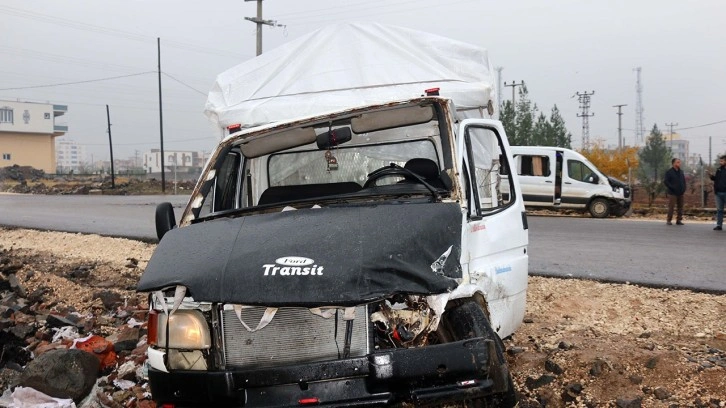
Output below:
[363,166,420,188]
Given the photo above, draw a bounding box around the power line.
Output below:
[0,72,155,91]
[676,119,726,131]
[162,72,207,96]
[0,5,248,59]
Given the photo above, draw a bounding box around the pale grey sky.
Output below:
[2,0,725,164]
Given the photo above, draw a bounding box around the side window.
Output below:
[518,155,550,177]
[465,126,513,216]
[567,160,597,184]
[199,152,242,216]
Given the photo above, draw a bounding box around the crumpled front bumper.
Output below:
[148,338,510,407]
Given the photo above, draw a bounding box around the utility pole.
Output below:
[503,80,525,107]
[575,91,595,150]
[613,104,627,149]
[495,67,503,109]
[244,0,285,56]
[665,122,678,145]
[633,67,645,144]
[106,104,115,189]
[158,37,166,193]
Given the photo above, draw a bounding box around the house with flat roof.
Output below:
[0,100,68,173]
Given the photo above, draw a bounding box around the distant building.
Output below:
[56,139,87,173]
[0,100,68,173]
[664,133,689,166]
[143,149,206,180]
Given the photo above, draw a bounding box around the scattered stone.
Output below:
[629,375,644,384]
[523,317,534,323]
[558,341,574,350]
[19,348,100,402]
[639,332,652,339]
[93,290,123,310]
[46,313,82,329]
[524,374,556,390]
[645,357,658,369]
[544,359,564,375]
[507,346,525,356]
[616,397,643,408]
[561,382,583,402]
[654,387,671,400]
[7,274,27,297]
[590,359,609,376]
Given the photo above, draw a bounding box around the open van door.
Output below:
[457,119,528,338]
[512,148,558,206]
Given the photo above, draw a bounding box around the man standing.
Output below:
[663,158,686,225]
[707,155,726,231]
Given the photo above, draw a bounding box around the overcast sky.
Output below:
[2,0,725,164]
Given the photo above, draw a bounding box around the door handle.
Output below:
[564,182,572,184]
[545,180,553,183]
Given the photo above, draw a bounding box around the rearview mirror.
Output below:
[317,127,352,149]
[155,202,177,241]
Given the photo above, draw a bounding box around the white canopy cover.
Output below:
[205,23,496,132]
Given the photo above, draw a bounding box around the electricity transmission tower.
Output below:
[634,67,645,144]
[245,0,285,56]
[575,91,595,149]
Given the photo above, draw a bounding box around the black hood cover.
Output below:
[138,202,462,307]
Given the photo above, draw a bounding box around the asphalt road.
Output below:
[0,194,723,292]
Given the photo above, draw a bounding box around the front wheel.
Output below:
[437,301,517,408]
[588,197,611,218]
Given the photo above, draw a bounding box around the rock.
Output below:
[19,348,100,402]
[558,341,574,350]
[590,359,610,376]
[7,274,27,297]
[46,313,82,329]
[629,375,644,384]
[507,346,525,355]
[523,317,534,323]
[616,397,643,408]
[545,359,564,375]
[561,382,583,402]
[639,332,652,339]
[93,290,123,310]
[524,374,556,390]
[654,387,671,400]
[9,323,35,339]
[645,357,658,369]
[108,326,140,353]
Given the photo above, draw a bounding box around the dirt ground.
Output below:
[1,227,724,407]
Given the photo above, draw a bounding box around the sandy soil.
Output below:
[1,227,724,407]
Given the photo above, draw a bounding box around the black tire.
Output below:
[439,301,517,408]
[588,197,611,218]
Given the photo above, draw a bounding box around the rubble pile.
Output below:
[0,236,156,408]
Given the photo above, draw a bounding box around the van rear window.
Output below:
[519,155,550,177]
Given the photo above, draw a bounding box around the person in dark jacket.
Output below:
[707,155,726,231]
[663,158,686,225]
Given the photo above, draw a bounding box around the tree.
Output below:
[637,124,672,206]
[514,85,535,145]
[500,100,516,144]
[580,142,639,181]
[499,87,571,148]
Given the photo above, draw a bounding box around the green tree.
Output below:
[637,124,672,206]
[531,112,551,146]
[547,105,572,148]
[500,100,516,144]
[514,85,535,145]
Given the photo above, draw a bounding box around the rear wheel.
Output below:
[588,197,611,218]
[436,300,517,408]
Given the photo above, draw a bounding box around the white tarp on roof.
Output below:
[205,23,496,132]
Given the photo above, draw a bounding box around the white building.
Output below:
[55,139,87,173]
[664,133,689,166]
[0,100,68,172]
[143,149,206,179]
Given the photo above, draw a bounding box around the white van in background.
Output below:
[506,146,631,218]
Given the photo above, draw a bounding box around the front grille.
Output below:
[221,306,370,369]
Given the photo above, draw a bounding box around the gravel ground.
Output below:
[1,227,724,407]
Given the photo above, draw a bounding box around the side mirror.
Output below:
[317,127,352,149]
[155,202,176,241]
[588,174,599,184]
